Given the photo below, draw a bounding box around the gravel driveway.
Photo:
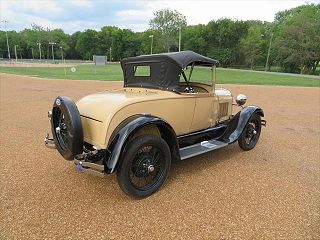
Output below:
[1,73,319,239]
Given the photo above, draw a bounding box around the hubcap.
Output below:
[129,145,165,190]
[244,118,260,146]
[53,110,69,151]
[148,165,155,173]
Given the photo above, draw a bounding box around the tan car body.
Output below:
[45,51,265,197]
[77,82,233,149]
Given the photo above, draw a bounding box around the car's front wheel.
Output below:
[238,113,262,151]
[117,134,171,198]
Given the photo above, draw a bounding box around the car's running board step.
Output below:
[179,140,228,160]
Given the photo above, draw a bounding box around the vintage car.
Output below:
[45,51,266,197]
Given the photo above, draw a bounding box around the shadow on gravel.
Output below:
[166,144,243,186]
[62,144,244,200]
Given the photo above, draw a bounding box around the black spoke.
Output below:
[129,145,165,190]
[53,109,70,151]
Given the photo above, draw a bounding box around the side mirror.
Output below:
[236,94,247,106]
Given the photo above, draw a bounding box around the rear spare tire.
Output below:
[51,96,83,160]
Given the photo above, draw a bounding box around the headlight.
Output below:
[236,94,247,106]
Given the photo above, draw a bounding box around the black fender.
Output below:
[105,115,179,173]
[219,106,264,143]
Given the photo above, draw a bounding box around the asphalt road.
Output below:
[1,73,319,239]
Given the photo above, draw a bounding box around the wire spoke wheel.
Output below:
[238,113,262,151]
[129,145,165,190]
[53,109,70,151]
[244,122,258,145]
[117,134,171,198]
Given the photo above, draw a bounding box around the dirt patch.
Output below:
[1,73,319,239]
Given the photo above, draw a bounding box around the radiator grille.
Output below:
[218,102,229,118]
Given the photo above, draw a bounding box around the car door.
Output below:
[188,92,218,132]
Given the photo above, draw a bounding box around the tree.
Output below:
[240,24,265,69]
[1,4,318,75]
[99,26,120,60]
[149,9,187,52]
[275,4,320,74]
[67,31,82,59]
[76,29,100,59]
[205,19,249,66]
[183,24,207,55]
[120,29,140,58]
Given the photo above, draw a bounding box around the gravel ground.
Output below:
[1,73,319,239]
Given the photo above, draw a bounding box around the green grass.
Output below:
[223,71,318,87]
[192,67,320,87]
[0,64,124,81]
[0,63,319,87]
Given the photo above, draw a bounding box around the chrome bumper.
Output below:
[74,159,105,177]
[44,110,55,149]
[44,133,56,149]
[74,148,105,177]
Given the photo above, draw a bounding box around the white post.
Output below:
[178,27,181,52]
[109,46,112,62]
[14,45,17,62]
[2,20,11,59]
[149,35,154,55]
[52,45,54,62]
[37,43,42,60]
[265,33,274,72]
[60,46,63,62]
[49,42,57,63]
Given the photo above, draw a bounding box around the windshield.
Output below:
[180,65,212,84]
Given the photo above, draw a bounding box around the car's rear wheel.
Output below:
[51,96,83,160]
[117,134,171,198]
[238,113,261,151]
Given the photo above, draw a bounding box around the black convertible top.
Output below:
[122,51,218,69]
[121,51,218,92]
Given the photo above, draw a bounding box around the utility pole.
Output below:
[49,42,57,63]
[149,35,154,55]
[109,46,112,62]
[37,43,42,60]
[265,33,274,72]
[178,27,181,52]
[2,20,11,59]
[60,46,63,62]
[14,45,18,62]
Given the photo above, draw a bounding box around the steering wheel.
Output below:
[181,71,194,93]
[184,86,194,93]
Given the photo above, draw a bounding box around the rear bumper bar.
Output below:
[74,159,105,177]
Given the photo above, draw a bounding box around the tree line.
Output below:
[0,4,319,74]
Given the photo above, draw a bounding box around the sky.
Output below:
[0,0,318,33]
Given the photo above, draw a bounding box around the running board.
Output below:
[179,140,228,160]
